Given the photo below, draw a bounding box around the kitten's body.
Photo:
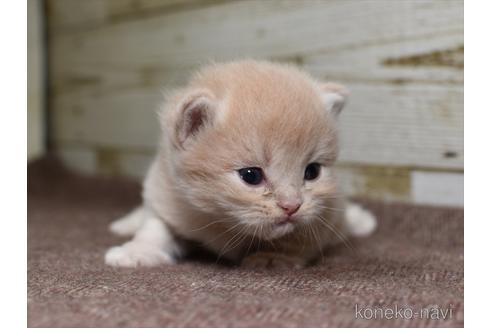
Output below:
[105,60,376,268]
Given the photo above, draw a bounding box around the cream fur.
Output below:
[105,60,376,268]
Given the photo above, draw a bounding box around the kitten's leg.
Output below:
[343,202,377,237]
[109,206,146,237]
[105,211,182,267]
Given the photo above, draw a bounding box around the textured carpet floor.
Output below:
[27,159,464,328]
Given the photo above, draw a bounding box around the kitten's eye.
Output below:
[238,167,264,185]
[304,163,321,181]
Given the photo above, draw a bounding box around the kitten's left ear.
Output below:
[167,89,217,150]
[318,82,349,117]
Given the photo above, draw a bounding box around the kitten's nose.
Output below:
[277,200,302,216]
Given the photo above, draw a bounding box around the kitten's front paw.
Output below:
[105,242,175,267]
[241,252,305,270]
[345,203,377,237]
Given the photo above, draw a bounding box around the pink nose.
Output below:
[277,201,302,216]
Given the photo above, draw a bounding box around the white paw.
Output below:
[109,219,139,237]
[105,242,175,267]
[109,208,146,237]
[345,203,377,237]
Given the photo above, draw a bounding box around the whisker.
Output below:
[216,225,248,262]
[317,204,345,213]
[245,224,258,256]
[205,221,243,246]
[233,231,251,253]
[258,224,266,252]
[308,224,321,258]
[224,232,248,257]
[300,224,308,253]
[220,226,245,252]
[310,223,325,262]
[314,214,358,255]
[317,193,344,201]
[190,218,232,232]
[267,235,278,252]
[294,227,302,247]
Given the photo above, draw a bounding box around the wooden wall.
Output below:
[28,0,45,161]
[46,0,464,206]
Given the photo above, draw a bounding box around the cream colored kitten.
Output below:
[105,60,376,269]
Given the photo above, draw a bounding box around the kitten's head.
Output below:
[162,61,348,240]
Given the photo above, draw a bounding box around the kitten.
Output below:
[105,60,376,269]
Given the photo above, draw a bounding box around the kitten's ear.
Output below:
[170,90,217,149]
[318,82,349,117]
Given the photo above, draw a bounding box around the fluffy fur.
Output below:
[105,60,376,269]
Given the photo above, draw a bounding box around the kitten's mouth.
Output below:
[275,218,291,226]
[264,216,297,240]
[274,215,297,226]
[267,220,295,240]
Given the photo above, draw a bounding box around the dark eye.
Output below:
[238,167,264,185]
[304,163,321,181]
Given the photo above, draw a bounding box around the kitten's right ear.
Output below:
[168,90,217,150]
[318,82,349,117]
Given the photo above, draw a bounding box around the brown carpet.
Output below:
[27,158,464,328]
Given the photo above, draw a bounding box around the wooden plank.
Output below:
[28,0,45,161]
[411,171,463,206]
[46,0,227,32]
[338,83,463,169]
[302,34,463,85]
[49,0,463,93]
[58,146,97,175]
[57,144,152,178]
[107,0,202,19]
[53,82,463,169]
[46,0,107,31]
[106,0,227,22]
[49,32,463,98]
[336,165,411,203]
[53,86,162,149]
